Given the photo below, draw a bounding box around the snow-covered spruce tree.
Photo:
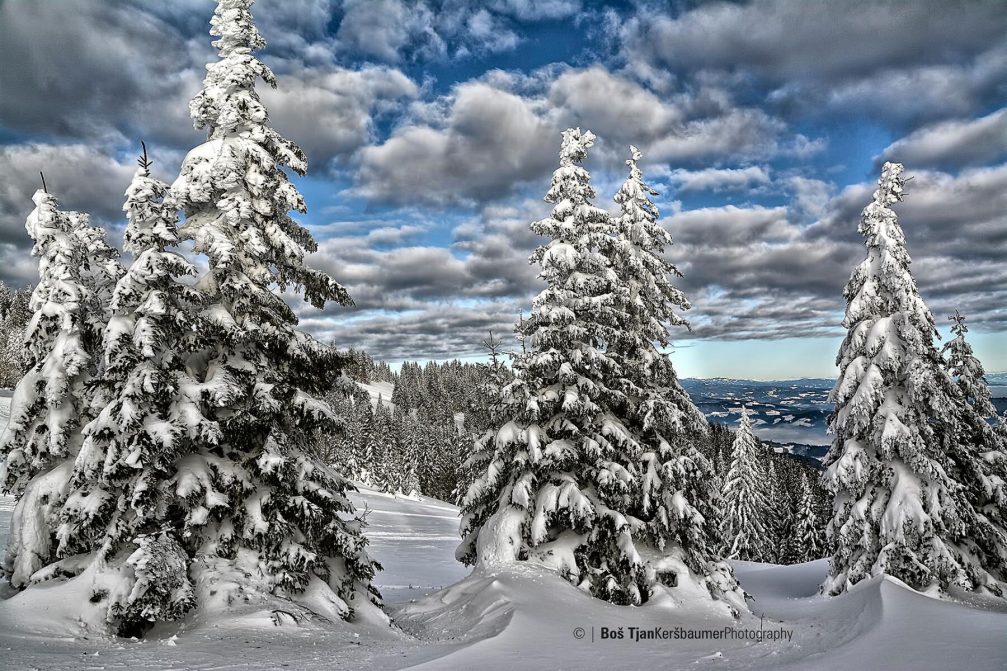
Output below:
[762,459,786,563]
[787,473,825,564]
[167,0,378,619]
[941,311,1007,593]
[0,188,120,588]
[608,145,744,606]
[823,161,999,597]
[458,128,636,601]
[0,282,32,387]
[719,408,770,562]
[363,397,394,489]
[466,331,512,435]
[54,147,212,635]
[458,130,743,612]
[455,332,514,504]
[392,411,421,496]
[342,385,374,481]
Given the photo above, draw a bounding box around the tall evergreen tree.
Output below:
[0,282,32,387]
[458,128,633,598]
[392,411,421,495]
[719,408,770,562]
[343,385,374,480]
[789,472,826,563]
[466,331,511,435]
[456,333,513,503]
[1,188,120,588]
[762,459,786,563]
[167,0,378,619]
[367,397,394,491]
[609,145,743,606]
[458,131,743,613]
[824,162,1001,597]
[55,147,212,634]
[941,311,1007,593]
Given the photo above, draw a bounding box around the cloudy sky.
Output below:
[1,0,1005,378]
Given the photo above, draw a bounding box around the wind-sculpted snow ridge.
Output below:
[390,560,1007,671]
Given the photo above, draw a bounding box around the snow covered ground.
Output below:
[358,381,395,409]
[1,393,1006,669]
[1,483,1005,668]
[351,489,468,606]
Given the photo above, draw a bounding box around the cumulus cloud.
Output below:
[355,82,557,204]
[547,67,683,145]
[300,301,527,361]
[355,66,790,205]
[667,166,771,193]
[548,68,787,165]
[619,0,1007,124]
[620,0,1007,84]
[786,176,834,221]
[488,0,581,21]
[334,0,532,63]
[881,108,1007,168]
[806,47,1007,123]
[306,199,547,315]
[262,66,419,168]
[335,0,431,63]
[0,0,204,146]
[0,0,420,167]
[286,197,551,359]
[0,143,138,284]
[666,206,795,247]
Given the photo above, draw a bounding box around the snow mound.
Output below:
[391,559,1007,670]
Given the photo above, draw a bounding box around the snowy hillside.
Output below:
[358,380,396,409]
[1,448,1005,670]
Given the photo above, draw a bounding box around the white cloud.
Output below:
[336,0,434,63]
[881,108,1007,168]
[262,65,419,167]
[620,1,1007,124]
[488,0,581,21]
[355,66,791,204]
[668,166,771,193]
[0,143,138,284]
[355,82,556,204]
[620,0,1007,84]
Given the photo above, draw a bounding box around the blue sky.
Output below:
[0,0,1005,378]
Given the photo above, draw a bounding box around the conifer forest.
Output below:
[0,1,1004,668]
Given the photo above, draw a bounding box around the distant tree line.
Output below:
[314,343,830,565]
[314,348,514,503]
[0,281,31,387]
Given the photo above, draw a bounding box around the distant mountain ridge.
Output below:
[680,374,1007,462]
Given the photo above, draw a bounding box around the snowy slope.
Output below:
[0,386,1005,670]
[358,381,395,409]
[350,487,469,606]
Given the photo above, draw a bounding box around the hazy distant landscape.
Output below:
[686,373,1007,459]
